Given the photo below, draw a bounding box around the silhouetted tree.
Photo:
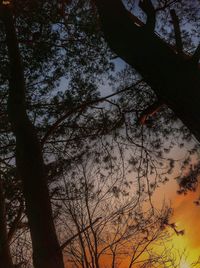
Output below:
[1,4,65,268]
[1,0,200,267]
[0,174,14,268]
[94,0,200,143]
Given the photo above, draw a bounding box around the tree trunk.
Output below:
[1,5,65,268]
[0,176,14,268]
[94,0,200,143]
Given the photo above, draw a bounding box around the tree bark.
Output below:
[94,0,200,143]
[0,176,14,268]
[1,5,65,268]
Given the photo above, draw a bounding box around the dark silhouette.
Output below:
[0,176,14,268]
[94,0,200,142]
[0,5,64,268]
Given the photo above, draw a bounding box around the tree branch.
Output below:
[60,217,102,250]
[41,80,143,146]
[138,100,165,125]
[170,9,183,55]
[139,0,156,31]
[191,43,200,64]
[94,0,200,142]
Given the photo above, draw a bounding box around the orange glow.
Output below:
[169,187,200,265]
[152,175,200,266]
[64,172,200,267]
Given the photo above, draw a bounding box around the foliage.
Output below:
[0,0,200,267]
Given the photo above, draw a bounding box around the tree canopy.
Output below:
[0,0,200,267]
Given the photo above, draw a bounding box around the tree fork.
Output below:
[94,0,200,143]
[1,4,65,268]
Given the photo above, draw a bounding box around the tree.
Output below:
[0,0,200,267]
[93,0,200,143]
[0,174,14,268]
[37,153,174,268]
[0,3,65,268]
[0,0,114,267]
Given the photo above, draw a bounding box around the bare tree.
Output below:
[54,154,173,268]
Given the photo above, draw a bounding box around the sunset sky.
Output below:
[153,173,200,266]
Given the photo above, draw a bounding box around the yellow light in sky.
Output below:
[180,260,190,268]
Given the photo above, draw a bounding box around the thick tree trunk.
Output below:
[1,5,64,268]
[94,0,200,143]
[0,176,14,268]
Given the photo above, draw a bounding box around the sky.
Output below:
[62,1,200,266]
[153,172,200,266]
[171,186,200,264]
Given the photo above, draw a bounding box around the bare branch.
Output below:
[170,9,183,55]
[60,217,102,250]
[41,80,143,146]
[127,10,144,27]
[156,0,180,12]
[138,100,165,125]
[191,43,200,64]
[139,0,156,31]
